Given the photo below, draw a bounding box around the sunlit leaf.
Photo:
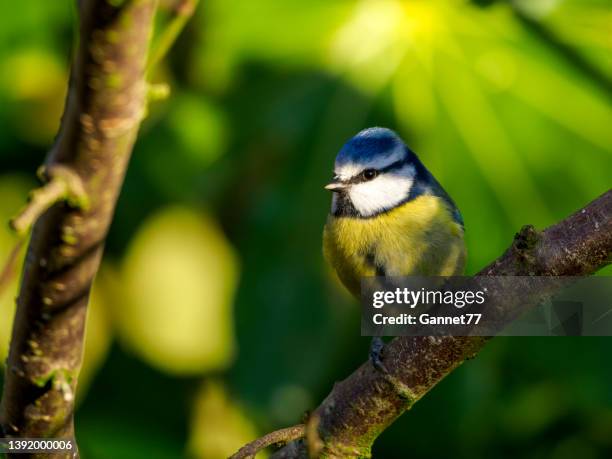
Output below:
[190,0,351,92]
[328,0,408,92]
[0,49,68,145]
[188,381,261,459]
[167,93,228,167]
[116,207,239,375]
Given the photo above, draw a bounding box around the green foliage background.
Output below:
[0,0,611,458]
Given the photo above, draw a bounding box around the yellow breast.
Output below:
[323,195,466,297]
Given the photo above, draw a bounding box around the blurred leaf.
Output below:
[115,207,239,375]
[188,381,261,459]
[327,0,408,92]
[500,382,568,438]
[0,48,68,145]
[191,0,351,91]
[0,1,73,54]
[268,384,312,425]
[168,93,228,167]
[513,0,562,19]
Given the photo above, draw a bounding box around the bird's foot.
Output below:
[369,337,416,402]
[369,336,387,373]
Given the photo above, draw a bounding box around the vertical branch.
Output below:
[0,0,158,456]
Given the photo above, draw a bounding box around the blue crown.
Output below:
[335,127,405,167]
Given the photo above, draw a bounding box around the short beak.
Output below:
[325,180,347,192]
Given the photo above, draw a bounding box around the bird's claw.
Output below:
[369,336,388,373]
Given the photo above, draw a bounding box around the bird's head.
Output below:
[326,127,420,218]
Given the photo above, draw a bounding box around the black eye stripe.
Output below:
[347,159,409,184]
[334,159,410,185]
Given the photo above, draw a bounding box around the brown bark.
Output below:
[0,1,158,457]
[230,425,306,459]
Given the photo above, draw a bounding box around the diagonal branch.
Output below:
[240,189,611,459]
[147,0,200,72]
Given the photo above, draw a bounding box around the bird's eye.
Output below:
[362,169,378,181]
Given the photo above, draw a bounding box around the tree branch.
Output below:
[254,189,611,459]
[0,241,24,297]
[147,0,199,73]
[0,0,162,456]
[9,165,89,237]
[229,425,306,459]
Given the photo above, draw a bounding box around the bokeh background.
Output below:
[1,0,611,458]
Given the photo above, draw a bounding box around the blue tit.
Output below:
[323,127,466,299]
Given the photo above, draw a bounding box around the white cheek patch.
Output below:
[348,165,415,217]
[335,144,405,180]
